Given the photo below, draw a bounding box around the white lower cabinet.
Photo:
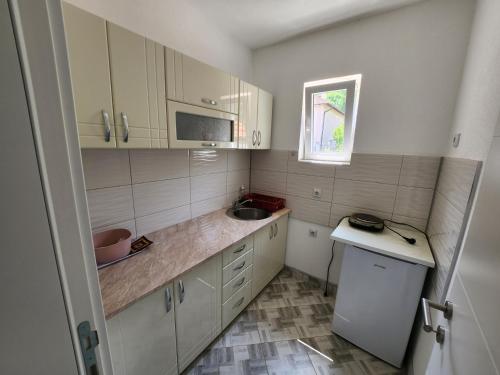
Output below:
[252,215,288,298]
[174,254,222,372]
[106,285,178,375]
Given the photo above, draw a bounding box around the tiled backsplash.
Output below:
[250,150,441,230]
[426,157,481,300]
[82,149,250,237]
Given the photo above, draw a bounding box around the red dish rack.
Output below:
[241,193,286,213]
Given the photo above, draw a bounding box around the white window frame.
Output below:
[298,74,362,164]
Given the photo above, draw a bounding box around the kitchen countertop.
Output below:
[99,207,291,319]
[330,218,435,268]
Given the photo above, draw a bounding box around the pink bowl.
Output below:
[93,229,132,264]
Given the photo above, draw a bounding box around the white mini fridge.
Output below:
[332,244,428,367]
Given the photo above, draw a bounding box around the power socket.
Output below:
[312,188,321,199]
[309,229,318,237]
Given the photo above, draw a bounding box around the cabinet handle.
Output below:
[233,261,246,271]
[233,297,245,309]
[269,225,274,240]
[233,244,246,254]
[201,142,217,147]
[178,280,184,304]
[257,131,261,146]
[201,98,217,106]
[234,277,245,288]
[102,110,111,142]
[121,112,129,143]
[164,287,172,313]
[274,223,278,238]
[252,130,256,146]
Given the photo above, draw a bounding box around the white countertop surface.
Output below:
[330,218,435,268]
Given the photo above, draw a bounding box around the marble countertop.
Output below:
[98,207,291,319]
[330,218,435,268]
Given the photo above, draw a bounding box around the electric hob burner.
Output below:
[348,213,385,232]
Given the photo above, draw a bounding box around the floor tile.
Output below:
[261,341,317,375]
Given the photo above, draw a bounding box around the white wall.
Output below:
[285,218,344,285]
[64,0,253,80]
[446,0,500,161]
[252,0,476,155]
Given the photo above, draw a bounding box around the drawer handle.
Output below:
[233,297,245,309]
[164,287,172,313]
[234,277,245,288]
[121,112,129,143]
[178,280,184,304]
[201,98,217,106]
[102,110,111,142]
[233,244,246,254]
[233,261,246,271]
[201,142,217,147]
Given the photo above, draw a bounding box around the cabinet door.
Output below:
[174,255,222,372]
[62,3,116,148]
[108,22,154,148]
[257,88,273,149]
[252,224,275,298]
[271,215,288,275]
[238,81,258,149]
[181,55,238,114]
[107,285,178,375]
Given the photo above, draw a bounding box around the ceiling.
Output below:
[188,0,425,49]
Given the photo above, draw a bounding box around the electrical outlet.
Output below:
[312,188,321,199]
[309,229,318,237]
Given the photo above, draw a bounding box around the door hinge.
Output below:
[77,321,99,375]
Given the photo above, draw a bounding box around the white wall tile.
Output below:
[390,215,428,232]
[251,150,288,172]
[335,153,402,184]
[190,149,228,176]
[399,156,441,188]
[333,179,397,213]
[86,185,135,229]
[133,178,190,216]
[286,195,331,226]
[394,186,434,219]
[191,195,227,218]
[135,205,191,236]
[129,149,189,183]
[287,151,335,177]
[286,173,334,202]
[227,169,250,194]
[93,219,137,239]
[228,150,250,171]
[190,172,227,202]
[329,204,391,228]
[250,169,287,195]
[82,149,131,189]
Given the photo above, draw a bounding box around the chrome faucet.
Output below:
[232,198,253,210]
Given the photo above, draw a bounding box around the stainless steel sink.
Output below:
[228,207,271,221]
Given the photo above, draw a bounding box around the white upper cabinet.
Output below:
[107,23,166,148]
[174,254,222,372]
[63,3,115,148]
[238,81,259,149]
[257,88,273,149]
[166,49,239,114]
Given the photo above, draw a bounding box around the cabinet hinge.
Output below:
[77,321,99,375]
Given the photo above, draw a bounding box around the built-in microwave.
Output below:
[167,101,238,149]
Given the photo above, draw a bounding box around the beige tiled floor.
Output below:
[184,268,403,375]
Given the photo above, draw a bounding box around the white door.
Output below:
[425,135,500,374]
[174,255,222,372]
[271,215,288,274]
[1,3,79,373]
[257,88,273,149]
[107,285,178,375]
[238,81,259,149]
[252,224,275,297]
[62,3,116,148]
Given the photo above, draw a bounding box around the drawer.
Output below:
[222,281,252,329]
[222,265,253,303]
[223,236,254,266]
[222,249,253,284]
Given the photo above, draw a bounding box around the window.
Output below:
[298,74,362,164]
